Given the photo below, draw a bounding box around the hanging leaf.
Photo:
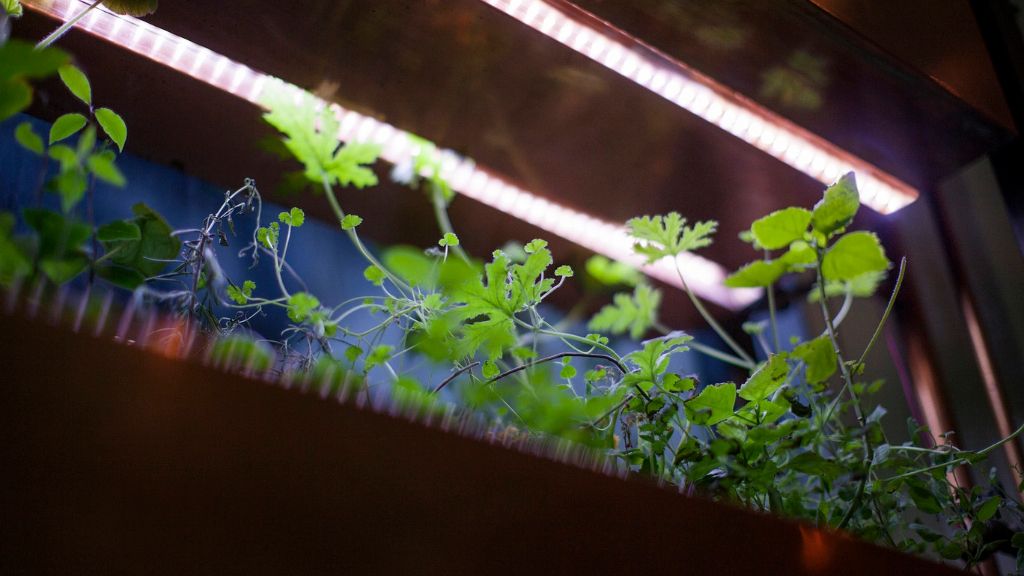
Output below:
[58,65,91,105]
[94,107,127,152]
[48,113,87,144]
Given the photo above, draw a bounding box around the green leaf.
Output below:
[53,169,87,213]
[341,214,362,230]
[96,220,140,242]
[811,172,859,236]
[365,345,394,371]
[724,259,786,288]
[99,0,159,17]
[809,270,886,302]
[58,65,91,105]
[664,373,695,393]
[906,479,943,514]
[684,383,736,425]
[278,207,305,227]
[257,222,279,250]
[0,213,31,285]
[977,496,1001,522]
[23,208,90,259]
[750,207,811,250]
[739,354,788,402]
[481,360,500,379]
[39,256,88,284]
[439,232,459,247]
[49,113,87,144]
[623,334,692,392]
[628,212,717,263]
[287,292,320,323]
[94,107,127,152]
[87,151,125,186]
[588,284,661,339]
[2,0,23,17]
[792,336,837,384]
[14,121,43,154]
[364,265,386,286]
[0,80,31,122]
[584,255,640,287]
[822,231,889,282]
[554,265,573,278]
[260,81,379,187]
[98,203,180,278]
[227,280,256,305]
[786,452,842,478]
[559,363,577,379]
[0,41,68,80]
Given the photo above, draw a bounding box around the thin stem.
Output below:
[486,351,627,384]
[432,362,480,393]
[430,187,469,263]
[320,176,411,294]
[817,248,872,530]
[881,423,1024,483]
[855,257,906,369]
[765,249,780,353]
[654,322,753,370]
[36,0,104,50]
[673,260,754,366]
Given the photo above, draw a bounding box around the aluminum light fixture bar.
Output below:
[23,0,758,309]
[479,0,919,214]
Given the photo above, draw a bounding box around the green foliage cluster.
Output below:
[6,23,1024,572]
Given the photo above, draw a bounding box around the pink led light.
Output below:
[22,0,758,309]
[479,0,918,214]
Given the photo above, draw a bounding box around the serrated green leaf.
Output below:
[738,354,788,402]
[439,232,459,247]
[364,265,386,286]
[559,363,577,379]
[49,113,87,144]
[58,65,91,105]
[684,383,736,425]
[554,265,573,278]
[260,81,379,187]
[750,207,811,250]
[94,107,127,152]
[227,280,256,305]
[623,334,692,392]
[822,231,889,281]
[14,121,43,154]
[341,214,363,230]
[811,172,859,236]
[628,212,717,263]
[287,292,320,323]
[588,284,661,339]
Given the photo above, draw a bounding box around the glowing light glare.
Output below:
[478,0,919,214]
[23,0,758,309]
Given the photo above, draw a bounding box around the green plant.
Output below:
[7,23,1024,572]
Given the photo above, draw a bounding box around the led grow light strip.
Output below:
[23,0,758,309]
[477,0,919,214]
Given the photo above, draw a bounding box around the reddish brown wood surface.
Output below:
[0,312,960,574]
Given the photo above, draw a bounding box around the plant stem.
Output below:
[673,260,754,367]
[654,322,753,370]
[430,188,469,263]
[854,257,906,369]
[432,362,480,393]
[320,176,411,294]
[881,423,1024,483]
[36,0,104,50]
[765,249,780,353]
[486,351,627,384]
[816,248,872,530]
